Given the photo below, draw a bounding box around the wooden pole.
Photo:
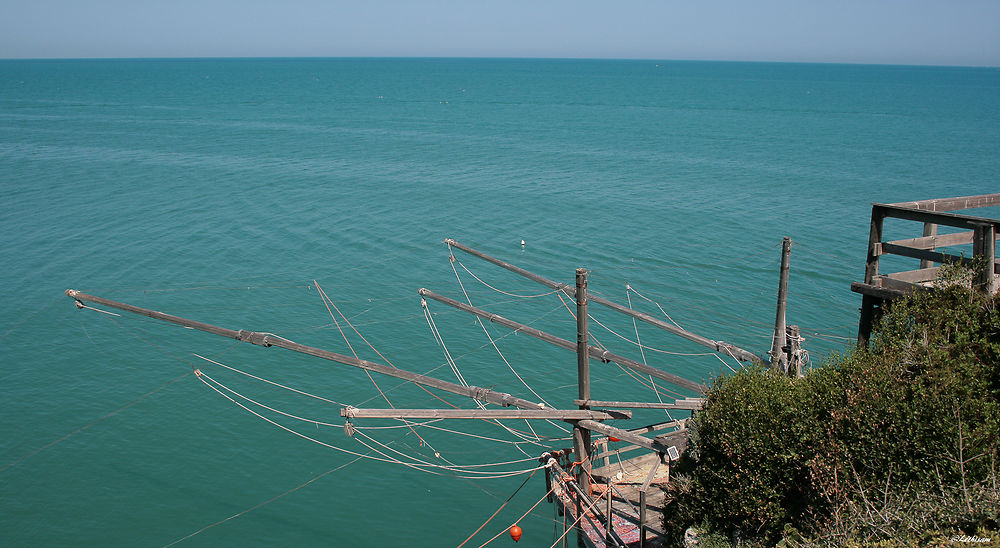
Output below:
[606,476,613,546]
[64,289,547,411]
[445,239,762,364]
[858,206,886,347]
[769,237,791,372]
[973,223,997,294]
[574,268,593,501]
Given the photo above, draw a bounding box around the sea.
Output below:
[1,58,998,547]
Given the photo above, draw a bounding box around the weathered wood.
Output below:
[574,399,704,410]
[887,230,973,251]
[639,489,648,548]
[575,268,593,502]
[974,224,997,293]
[890,193,1000,212]
[865,207,886,283]
[418,288,707,394]
[548,458,630,548]
[856,293,878,348]
[66,289,546,411]
[851,282,908,300]
[769,237,791,372]
[626,419,686,436]
[919,222,938,269]
[340,408,631,420]
[876,202,1000,231]
[577,419,675,454]
[445,239,763,364]
[881,242,975,269]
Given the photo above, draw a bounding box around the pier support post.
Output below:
[973,224,997,294]
[769,237,791,372]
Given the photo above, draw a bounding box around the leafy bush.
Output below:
[664,283,1000,546]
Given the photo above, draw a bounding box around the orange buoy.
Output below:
[509,525,522,542]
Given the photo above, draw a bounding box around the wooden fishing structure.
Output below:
[852,193,1000,346]
[66,237,805,547]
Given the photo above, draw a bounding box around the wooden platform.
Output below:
[549,450,676,547]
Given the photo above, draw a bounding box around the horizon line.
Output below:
[1,54,998,69]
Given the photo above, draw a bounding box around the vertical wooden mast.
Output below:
[769,237,791,372]
[573,268,592,499]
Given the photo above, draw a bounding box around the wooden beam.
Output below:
[444,239,763,365]
[574,399,704,410]
[850,281,909,300]
[890,193,1000,212]
[887,231,973,251]
[577,419,675,454]
[65,289,546,411]
[418,288,707,394]
[875,203,1000,231]
[881,242,975,268]
[340,408,631,420]
[875,274,924,295]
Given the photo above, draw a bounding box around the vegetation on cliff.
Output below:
[664,277,1000,546]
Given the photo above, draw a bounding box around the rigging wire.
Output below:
[314,280,433,449]
[627,286,673,422]
[554,291,686,401]
[194,368,544,479]
[161,452,369,548]
[456,467,540,548]
[457,259,567,299]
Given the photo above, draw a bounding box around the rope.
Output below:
[456,468,539,548]
[554,291,685,401]
[475,469,558,548]
[314,281,432,449]
[194,354,349,406]
[162,453,367,547]
[587,310,715,356]
[458,259,566,299]
[627,287,673,421]
[447,247,561,413]
[194,368,544,478]
[546,480,615,548]
[1,371,191,473]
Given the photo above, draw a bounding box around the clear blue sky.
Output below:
[2,0,998,66]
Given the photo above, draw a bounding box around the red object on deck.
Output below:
[609,437,620,442]
[509,525,522,542]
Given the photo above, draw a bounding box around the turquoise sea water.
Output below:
[2,58,998,547]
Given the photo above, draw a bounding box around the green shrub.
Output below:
[664,283,1000,546]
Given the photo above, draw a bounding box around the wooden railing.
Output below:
[852,193,1000,344]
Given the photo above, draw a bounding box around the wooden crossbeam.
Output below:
[574,398,704,410]
[890,193,1000,212]
[875,203,1000,231]
[886,231,974,250]
[340,408,631,420]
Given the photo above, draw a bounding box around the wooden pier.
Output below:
[851,193,1000,346]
